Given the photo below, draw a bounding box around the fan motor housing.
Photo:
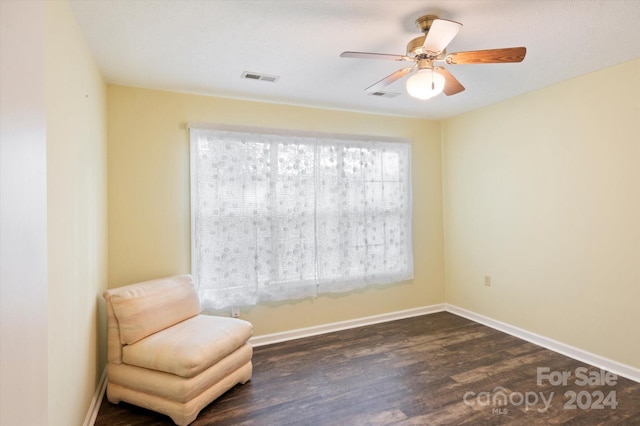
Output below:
[406,36,446,59]
[406,15,447,59]
[406,36,426,56]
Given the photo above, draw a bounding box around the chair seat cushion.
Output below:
[122,315,253,378]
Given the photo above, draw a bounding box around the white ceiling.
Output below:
[69,0,640,120]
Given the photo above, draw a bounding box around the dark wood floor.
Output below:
[95,312,640,425]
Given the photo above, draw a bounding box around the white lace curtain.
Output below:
[189,125,413,310]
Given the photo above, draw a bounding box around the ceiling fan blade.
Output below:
[445,47,527,64]
[435,67,465,96]
[423,19,463,53]
[340,51,407,61]
[365,66,416,93]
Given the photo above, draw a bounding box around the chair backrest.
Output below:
[103,274,200,363]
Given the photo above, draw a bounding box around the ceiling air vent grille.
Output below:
[367,91,400,98]
[241,71,280,83]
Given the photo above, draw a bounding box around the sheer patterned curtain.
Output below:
[190,125,413,310]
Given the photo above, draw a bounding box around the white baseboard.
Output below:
[249,304,446,347]
[445,304,640,384]
[250,303,639,383]
[87,302,638,422]
[83,365,107,426]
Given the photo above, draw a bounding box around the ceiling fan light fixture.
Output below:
[406,68,445,100]
[340,15,526,99]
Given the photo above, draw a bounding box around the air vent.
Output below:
[241,71,280,83]
[367,91,400,98]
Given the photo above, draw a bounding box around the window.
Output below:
[189,124,413,309]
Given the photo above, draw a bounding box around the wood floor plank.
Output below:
[94,312,640,425]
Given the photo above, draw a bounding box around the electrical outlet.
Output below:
[231,307,240,318]
[484,275,491,286]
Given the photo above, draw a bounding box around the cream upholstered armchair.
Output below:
[103,274,253,425]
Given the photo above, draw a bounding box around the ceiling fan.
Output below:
[340,15,526,100]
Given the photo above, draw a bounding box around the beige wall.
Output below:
[107,85,445,335]
[0,1,48,424]
[442,59,640,369]
[45,1,108,425]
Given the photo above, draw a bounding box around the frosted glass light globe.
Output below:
[406,69,445,100]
